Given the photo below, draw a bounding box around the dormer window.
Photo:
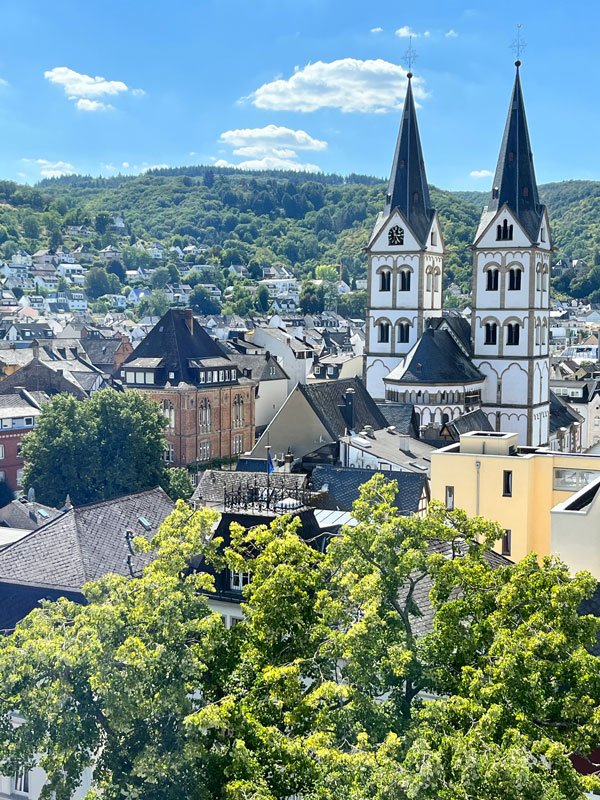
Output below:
[492,187,499,199]
[540,227,546,242]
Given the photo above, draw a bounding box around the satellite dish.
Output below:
[27,487,35,503]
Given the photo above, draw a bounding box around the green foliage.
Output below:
[162,467,195,501]
[137,289,171,319]
[0,476,598,799]
[21,389,167,507]
[189,286,221,315]
[84,267,121,300]
[0,480,14,508]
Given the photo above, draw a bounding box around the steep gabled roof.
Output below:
[385,74,435,247]
[125,308,229,385]
[549,390,583,435]
[486,63,545,242]
[0,488,174,591]
[299,377,388,440]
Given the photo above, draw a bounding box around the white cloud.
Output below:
[370,26,383,33]
[214,156,321,173]
[44,66,143,111]
[220,125,327,154]
[395,25,419,38]
[121,161,130,169]
[247,58,425,114]
[217,124,326,172]
[23,158,75,178]
[445,29,458,37]
[76,98,114,112]
[424,30,431,37]
[470,169,493,178]
[0,78,8,88]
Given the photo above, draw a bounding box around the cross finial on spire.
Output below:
[404,36,417,77]
[511,23,526,65]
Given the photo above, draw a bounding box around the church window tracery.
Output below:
[379,270,391,292]
[486,269,499,291]
[508,268,522,291]
[484,322,498,345]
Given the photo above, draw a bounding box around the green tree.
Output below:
[95,212,112,234]
[162,467,195,501]
[315,263,339,282]
[137,290,171,319]
[84,268,121,300]
[0,477,599,799]
[255,284,270,313]
[151,266,171,289]
[189,286,220,315]
[21,389,167,507]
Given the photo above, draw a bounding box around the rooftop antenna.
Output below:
[404,36,418,77]
[511,23,526,65]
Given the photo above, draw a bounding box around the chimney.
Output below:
[283,451,294,473]
[340,387,356,433]
[32,339,40,360]
[183,308,194,334]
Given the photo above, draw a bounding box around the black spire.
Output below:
[487,62,544,241]
[385,74,434,247]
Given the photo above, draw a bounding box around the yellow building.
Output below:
[430,431,600,563]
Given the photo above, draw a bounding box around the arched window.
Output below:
[426,271,432,292]
[399,270,411,292]
[397,322,410,344]
[535,320,541,346]
[379,270,391,292]
[541,321,547,345]
[433,271,440,292]
[388,225,404,246]
[486,269,499,291]
[496,219,513,241]
[506,322,520,346]
[233,395,245,429]
[199,398,211,433]
[161,399,175,429]
[508,268,522,291]
[378,322,390,343]
[484,322,497,345]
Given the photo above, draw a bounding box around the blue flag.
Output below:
[267,450,275,475]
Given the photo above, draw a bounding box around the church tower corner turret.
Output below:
[365,73,445,399]
[471,61,551,446]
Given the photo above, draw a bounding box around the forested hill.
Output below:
[0,167,597,290]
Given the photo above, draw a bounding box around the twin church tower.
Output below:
[364,62,552,446]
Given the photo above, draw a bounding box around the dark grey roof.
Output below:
[442,409,494,440]
[80,338,124,370]
[299,377,388,440]
[385,75,435,247]
[390,327,484,385]
[0,488,174,591]
[377,402,418,436]
[192,470,307,506]
[549,390,583,435]
[0,498,61,531]
[225,351,289,382]
[311,466,426,515]
[125,309,231,386]
[236,457,269,472]
[401,539,513,638]
[486,65,545,242]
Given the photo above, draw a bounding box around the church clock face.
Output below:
[388,225,405,246]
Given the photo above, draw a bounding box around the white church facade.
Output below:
[365,62,553,447]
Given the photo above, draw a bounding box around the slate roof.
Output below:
[549,390,583,436]
[125,308,232,386]
[378,402,419,436]
[236,457,269,472]
[401,540,513,639]
[311,465,426,515]
[486,64,545,242]
[192,470,307,507]
[225,351,289,382]
[0,488,174,591]
[80,338,124,371]
[0,498,62,531]
[441,409,494,440]
[299,377,388,440]
[385,75,435,247]
[386,327,484,385]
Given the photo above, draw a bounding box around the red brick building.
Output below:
[121,309,256,467]
[0,391,43,490]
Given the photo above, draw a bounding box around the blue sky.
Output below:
[0,0,597,190]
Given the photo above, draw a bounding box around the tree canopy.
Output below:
[0,476,598,799]
[21,389,167,506]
